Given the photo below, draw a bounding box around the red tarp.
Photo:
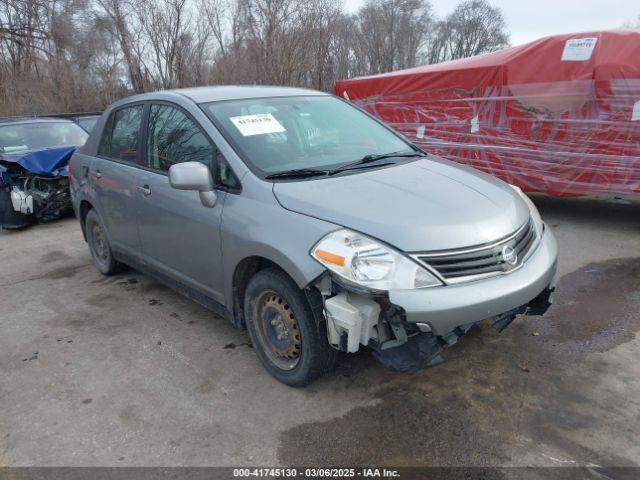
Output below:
[334,31,640,197]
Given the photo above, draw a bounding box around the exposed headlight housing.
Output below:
[510,184,544,235]
[311,229,442,291]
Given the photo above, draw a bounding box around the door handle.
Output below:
[91,170,102,179]
[137,185,152,196]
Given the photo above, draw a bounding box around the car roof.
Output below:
[0,117,76,126]
[176,85,328,103]
[112,85,329,108]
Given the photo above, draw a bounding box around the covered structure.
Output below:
[334,31,640,197]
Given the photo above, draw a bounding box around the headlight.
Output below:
[311,229,442,291]
[510,184,544,235]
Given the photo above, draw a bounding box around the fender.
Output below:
[219,178,339,313]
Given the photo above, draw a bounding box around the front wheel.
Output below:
[244,268,337,386]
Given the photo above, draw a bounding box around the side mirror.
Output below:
[168,162,217,208]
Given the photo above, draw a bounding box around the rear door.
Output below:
[92,104,146,258]
[136,102,227,303]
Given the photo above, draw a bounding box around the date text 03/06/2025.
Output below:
[232,468,401,478]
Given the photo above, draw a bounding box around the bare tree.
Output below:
[96,0,147,93]
[0,0,512,116]
[201,0,230,54]
[0,0,49,78]
[354,0,434,74]
[429,0,509,62]
[137,0,195,89]
[176,14,212,86]
[1,0,122,114]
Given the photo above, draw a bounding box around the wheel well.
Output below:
[232,256,283,329]
[79,200,93,240]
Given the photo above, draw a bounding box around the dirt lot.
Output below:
[0,195,639,469]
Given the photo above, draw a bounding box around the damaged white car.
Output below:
[70,86,557,386]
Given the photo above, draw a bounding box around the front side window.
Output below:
[215,151,240,191]
[202,96,411,176]
[146,104,214,172]
[0,121,87,154]
[98,105,143,162]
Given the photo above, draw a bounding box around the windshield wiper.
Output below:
[328,151,426,176]
[265,168,329,180]
[264,150,426,180]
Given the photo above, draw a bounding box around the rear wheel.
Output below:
[85,209,124,275]
[244,268,337,386]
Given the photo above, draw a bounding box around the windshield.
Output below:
[203,96,412,176]
[0,121,88,154]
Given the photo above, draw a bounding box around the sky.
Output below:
[343,0,640,46]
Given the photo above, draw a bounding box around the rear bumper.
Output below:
[388,228,558,336]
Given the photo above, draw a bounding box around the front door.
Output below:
[136,103,226,304]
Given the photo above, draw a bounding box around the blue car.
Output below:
[0,117,88,229]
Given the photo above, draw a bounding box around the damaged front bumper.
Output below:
[372,284,555,371]
[321,228,557,371]
[388,227,557,336]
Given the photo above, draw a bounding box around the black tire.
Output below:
[244,268,337,386]
[85,209,125,276]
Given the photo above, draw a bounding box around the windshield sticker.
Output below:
[230,113,286,136]
[561,38,597,61]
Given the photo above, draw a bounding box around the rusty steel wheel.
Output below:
[252,289,302,371]
[85,209,125,276]
[244,268,337,386]
[90,222,109,268]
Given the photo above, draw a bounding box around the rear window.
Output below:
[0,121,88,154]
[98,105,144,162]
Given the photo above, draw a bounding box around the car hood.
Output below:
[272,158,531,252]
[0,146,76,177]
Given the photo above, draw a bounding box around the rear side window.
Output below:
[146,104,214,172]
[98,105,143,162]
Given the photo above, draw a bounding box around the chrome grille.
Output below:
[416,218,537,283]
